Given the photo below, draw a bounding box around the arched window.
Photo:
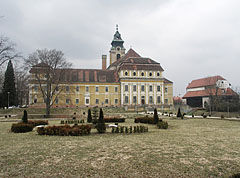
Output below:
[157,72,160,77]
[149,72,152,76]
[141,72,144,76]
[125,71,128,76]
[117,54,121,60]
[133,72,136,76]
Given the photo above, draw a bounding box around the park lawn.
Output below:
[1,117,240,177]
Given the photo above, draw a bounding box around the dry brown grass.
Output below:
[1,116,240,177]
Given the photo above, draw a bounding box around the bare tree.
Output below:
[25,49,72,117]
[0,36,20,66]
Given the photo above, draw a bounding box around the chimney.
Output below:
[102,55,107,70]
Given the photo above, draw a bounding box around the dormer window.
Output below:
[141,72,144,76]
[149,72,152,77]
[157,72,160,77]
[133,72,136,76]
[125,72,128,76]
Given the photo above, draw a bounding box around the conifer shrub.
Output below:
[96,108,106,133]
[22,110,28,123]
[157,121,168,129]
[177,107,182,118]
[154,108,160,124]
[11,123,33,133]
[87,109,92,123]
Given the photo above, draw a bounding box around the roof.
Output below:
[187,75,225,89]
[32,62,50,68]
[163,78,173,84]
[107,48,164,71]
[183,88,238,98]
[30,68,119,83]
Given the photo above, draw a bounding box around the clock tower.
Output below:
[109,25,125,65]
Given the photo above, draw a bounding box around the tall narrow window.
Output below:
[76,86,79,92]
[117,54,121,60]
[157,85,161,92]
[105,87,108,92]
[133,85,137,92]
[141,85,145,92]
[115,87,118,92]
[157,96,161,103]
[125,96,128,104]
[149,85,153,92]
[86,86,89,92]
[115,99,118,104]
[149,96,153,104]
[165,99,168,104]
[76,99,79,104]
[55,98,58,104]
[165,87,168,93]
[96,86,99,92]
[96,99,99,104]
[66,98,69,104]
[66,86,69,92]
[105,99,109,104]
[125,85,128,92]
[133,96,137,104]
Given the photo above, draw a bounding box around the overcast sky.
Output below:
[1,0,240,96]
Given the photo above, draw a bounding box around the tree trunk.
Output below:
[45,102,50,118]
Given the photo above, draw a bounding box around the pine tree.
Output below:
[87,109,92,123]
[2,60,18,107]
[22,110,28,123]
[96,108,106,133]
[154,108,161,124]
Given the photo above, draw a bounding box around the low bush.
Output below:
[104,117,125,123]
[111,125,148,134]
[157,121,168,129]
[134,116,155,124]
[28,120,49,127]
[11,123,34,133]
[37,124,91,136]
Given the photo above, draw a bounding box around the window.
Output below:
[157,72,160,77]
[149,85,153,92]
[117,54,121,60]
[115,87,118,92]
[66,86,69,92]
[105,87,109,92]
[165,87,168,93]
[133,72,136,76]
[55,86,59,92]
[86,86,89,92]
[115,99,118,104]
[157,96,161,104]
[157,85,161,92]
[149,72,152,76]
[105,99,108,104]
[76,86,79,92]
[149,96,153,104]
[125,72,128,76]
[125,96,128,104]
[165,99,168,104]
[96,86,99,92]
[133,96,137,104]
[141,72,144,76]
[66,99,69,104]
[133,85,137,92]
[76,99,79,104]
[141,85,145,92]
[86,98,89,104]
[96,99,99,104]
[125,85,128,92]
[34,98,37,104]
[55,98,58,104]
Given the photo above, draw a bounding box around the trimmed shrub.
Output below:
[157,121,168,129]
[221,115,224,119]
[87,109,92,123]
[154,108,160,124]
[37,124,91,136]
[11,123,33,133]
[27,120,48,127]
[96,108,106,133]
[22,110,28,123]
[104,117,125,123]
[134,117,155,124]
[177,107,182,118]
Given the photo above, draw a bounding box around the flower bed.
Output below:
[37,124,91,136]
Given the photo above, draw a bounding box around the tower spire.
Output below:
[116,24,118,31]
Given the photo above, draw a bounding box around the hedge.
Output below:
[37,124,91,136]
[104,117,125,123]
[11,123,34,133]
[157,121,168,129]
[134,117,155,124]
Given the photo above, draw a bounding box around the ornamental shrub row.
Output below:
[11,123,34,133]
[134,116,155,124]
[37,124,91,136]
[60,119,85,124]
[104,117,125,123]
[111,125,148,134]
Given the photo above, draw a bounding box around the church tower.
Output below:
[109,25,125,65]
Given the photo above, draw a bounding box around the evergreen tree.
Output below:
[87,109,92,123]
[154,108,161,124]
[177,107,182,118]
[22,110,28,123]
[96,108,106,133]
[2,60,18,107]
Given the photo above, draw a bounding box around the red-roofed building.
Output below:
[183,76,238,108]
[29,26,173,109]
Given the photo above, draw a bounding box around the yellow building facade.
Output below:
[29,27,173,109]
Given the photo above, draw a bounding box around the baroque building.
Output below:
[29,26,173,109]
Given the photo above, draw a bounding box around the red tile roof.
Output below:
[183,88,237,98]
[187,76,225,89]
